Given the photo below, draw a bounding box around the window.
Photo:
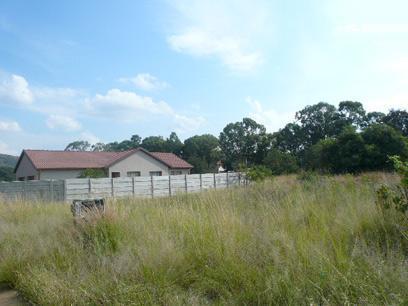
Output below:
[27,176,35,181]
[149,171,162,176]
[170,170,183,175]
[111,172,121,178]
[127,171,141,177]
[18,177,24,181]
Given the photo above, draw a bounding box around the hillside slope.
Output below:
[0,154,18,168]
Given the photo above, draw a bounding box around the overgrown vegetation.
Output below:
[377,156,408,214]
[64,103,407,175]
[0,173,407,305]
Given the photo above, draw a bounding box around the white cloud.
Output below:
[86,89,174,116]
[166,0,271,72]
[0,120,21,132]
[168,28,262,72]
[119,73,169,91]
[0,141,17,155]
[46,115,82,131]
[247,97,294,132]
[80,131,100,144]
[0,74,34,105]
[86,88,205,132]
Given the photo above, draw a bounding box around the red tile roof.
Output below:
[15,148,193,171]
[150,152,193,169]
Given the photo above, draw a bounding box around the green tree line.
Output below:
[65,101,408,174]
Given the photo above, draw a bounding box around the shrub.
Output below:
[78,168,106,178]
[245,165,272,182]
[376,156,408,214]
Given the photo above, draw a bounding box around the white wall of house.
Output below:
[15,154,38,180]
[39,169,84,180]
[108,150,169,177]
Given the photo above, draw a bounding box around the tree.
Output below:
[130,134,142,146]
[263,149,299,175]
[0,166,14,181]
[304,138,336,172]
[324,126,367,173]
[362,124,408,170]
[383,109,408,137]
[141,136,167,152]
[92,143,108,152]
[165,132,183,155]
[363,111,385,128]
[183,134,221,173]
[295,102,339,147]
[219,118,270,169]
[274,123,304,155]
[65,140,91,151]
[337,101,366,129]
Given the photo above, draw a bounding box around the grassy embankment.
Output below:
[0,173,407,305]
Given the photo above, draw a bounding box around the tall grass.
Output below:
[0,173,407,305]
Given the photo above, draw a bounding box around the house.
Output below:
[14,148,193,181]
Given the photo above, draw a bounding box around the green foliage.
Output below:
[0,153,18,168]
[62,101,408,175]
[0,166,14,181]
[337,101,366,129]
[362,124,408,170]
[78,168,106,178]
[219,118,271,168]
[183,134,221,173]
[383,109,408,137]
[263,148,299,175]
[65,140,91,151]
[245,165,272,182]
[295,102,339,147]
[377,156,408,214]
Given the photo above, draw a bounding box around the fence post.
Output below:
[199,173,202,190]
[111,178,114,197]
[132,177,135,197]
[63,180,67,202]
[213,173,216,189]
[88,178,91,198]
[226,172,229,188]
[150,176,154,198]
[23,180,27,201]
[238,172,241,186]
[185,174,188,193]
[169,175,172,196]
[50,180,54,201]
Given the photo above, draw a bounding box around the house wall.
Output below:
[108,150,169,177]
[15,154,38,180]
[39,169,84,180]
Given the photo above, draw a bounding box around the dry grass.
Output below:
[0,172,407,305]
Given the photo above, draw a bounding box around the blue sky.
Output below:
[0,0,407,155]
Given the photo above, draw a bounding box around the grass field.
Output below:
[0,173,407,305]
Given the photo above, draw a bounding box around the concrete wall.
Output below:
[108,150,169,177]
[15,154,38,180]
[169,169,191,175]
[39,169,83,180]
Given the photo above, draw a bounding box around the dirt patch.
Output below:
[0,288,26,305]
